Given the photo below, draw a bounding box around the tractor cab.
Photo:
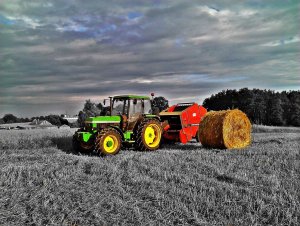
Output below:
[111,95,152,116]
[110,95,153,131]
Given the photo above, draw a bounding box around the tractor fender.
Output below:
[108,125,124,141]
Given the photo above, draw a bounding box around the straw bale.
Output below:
[198,109,251,149]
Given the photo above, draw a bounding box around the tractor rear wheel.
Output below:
[95,128,122,155]
[134,119,162,151]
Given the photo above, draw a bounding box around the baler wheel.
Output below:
[95,128,122,155]
[134,119,162,151]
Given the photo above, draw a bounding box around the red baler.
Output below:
[159,103,207,144]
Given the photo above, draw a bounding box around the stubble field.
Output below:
[0,127,299,225]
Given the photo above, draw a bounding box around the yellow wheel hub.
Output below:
[144,124,161,148]
[103,135,118,153]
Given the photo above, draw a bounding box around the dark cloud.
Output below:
[0,0,299,117]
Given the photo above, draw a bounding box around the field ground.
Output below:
[0,127,299,225]
[0,122,56,130]
[252,124,300,133]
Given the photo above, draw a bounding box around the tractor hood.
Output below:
[85,116,121,124]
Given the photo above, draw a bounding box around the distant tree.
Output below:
[77,100,103,127]
[3,114,18,123]
[237,88,254,114]
[267,96,284,126]
[45,115,62,127]
[279,91,290,126]
[244,89,267,124]
[83,99,94,111]
[101,106,110,116]
[83,99,102,117]
[39,116,45,120]
[59,117,69,126]
[289,104,300,126]
[78,111,86,127]
[19,117,31,123]
[151,96,169,113]
[96,102,103,111]
[0,118,4,124]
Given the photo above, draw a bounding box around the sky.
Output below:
[0,0,299,117]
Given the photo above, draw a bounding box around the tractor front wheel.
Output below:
[72,134,94,153]
[95,128,122,156]
[134,119,162,151]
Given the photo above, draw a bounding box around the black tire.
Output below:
[95,128,122,156]
[134,118,162,151]
[72,134,94,153]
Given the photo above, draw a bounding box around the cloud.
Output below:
[0,0,299,117]
[5,15,43,28]
[262,36,300,47]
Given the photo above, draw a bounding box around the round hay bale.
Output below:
[198,109,251,149]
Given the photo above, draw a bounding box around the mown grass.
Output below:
[252,124,300,133]
[0,128,299,225]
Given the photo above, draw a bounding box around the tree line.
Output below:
[0,114,69,127]
[2,89,299,127]
[202,88,300,126]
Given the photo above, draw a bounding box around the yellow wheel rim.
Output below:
[144,124,161,148]
[103,135,118,153]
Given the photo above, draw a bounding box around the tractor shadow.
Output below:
[51,137,222,156]
[51,136,99,157]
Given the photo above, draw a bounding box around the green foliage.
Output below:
[203,88,300,126]
[0,129,299,225]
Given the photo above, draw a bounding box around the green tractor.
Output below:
[73,95,162,155]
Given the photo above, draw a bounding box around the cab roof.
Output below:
[112,95,150,100]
